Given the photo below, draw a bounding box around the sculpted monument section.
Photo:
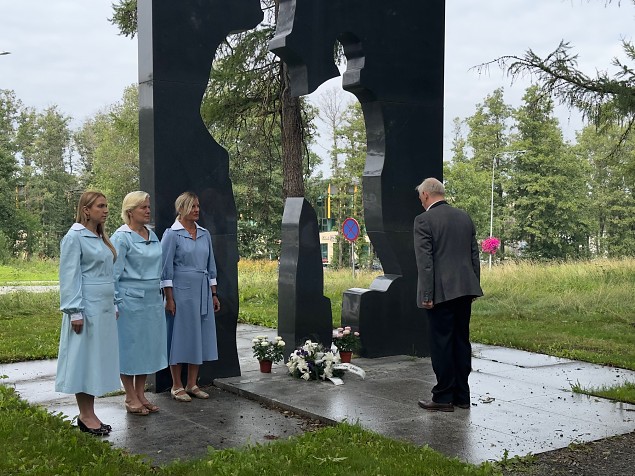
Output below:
[271,0,446,357]
[138,0,263,389]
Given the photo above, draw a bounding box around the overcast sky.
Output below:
[1,1,632,169]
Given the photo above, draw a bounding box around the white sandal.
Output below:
[185,385,209,399]
[170,387,192,402]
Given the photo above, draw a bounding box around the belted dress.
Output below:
[112,224,167,375]
[160,221,218,365]
[55,223,121,396]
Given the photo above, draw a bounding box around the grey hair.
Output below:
[121,191,150,224]
[415,177,445,196]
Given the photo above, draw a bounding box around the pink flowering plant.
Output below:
[481,236,501,255]
[252,335,285,363]
[332,326,361,352]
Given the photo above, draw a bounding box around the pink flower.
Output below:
[481,236,500,255]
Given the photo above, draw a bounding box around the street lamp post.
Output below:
[489,150,525,269]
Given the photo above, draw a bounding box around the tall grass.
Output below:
[1,258,634,369]
[0,258,59,283]
[238,260,379,328]
[472,259,635,368]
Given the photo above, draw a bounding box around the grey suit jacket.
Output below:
[413,201,483,306]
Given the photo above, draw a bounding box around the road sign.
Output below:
[342,217,360,242]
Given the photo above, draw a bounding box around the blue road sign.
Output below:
[342,217,360,242]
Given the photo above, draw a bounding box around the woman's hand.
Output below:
[71,319,84,334]
[213,295,220,313]
[165,298,176,316]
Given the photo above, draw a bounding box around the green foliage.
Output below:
[508,86,592,259]
[0,385,154,475]
[0,385,498,475]
[0,258,58,282]
[471,259,635,370]
[0,291,60,362]
[571,380,635,404]
[75,85,140,232]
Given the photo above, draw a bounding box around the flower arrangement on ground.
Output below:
[332,326,361,352]
[481,236,501,255]
[287,340,344,381]
[252,335,285,363]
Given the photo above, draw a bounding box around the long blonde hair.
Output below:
[75,191,117,260]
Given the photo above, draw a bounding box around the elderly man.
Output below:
[413,177,483,412]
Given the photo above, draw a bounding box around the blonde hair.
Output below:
[75,191,117,260]
[175,191,199,219]
[415,177,445,196]
[121,191,150,224]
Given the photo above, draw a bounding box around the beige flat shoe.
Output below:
[170,387,192,402]
[125,402,150,415]
[185,385,209,399]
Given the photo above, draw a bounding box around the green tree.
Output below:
[575,124,635,257]
[508,86,591,259]
[450,89,515,253]
[75,85,140,231]
[485,2,635,150]
[13,105,78,257]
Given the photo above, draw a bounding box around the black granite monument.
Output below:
[270,0,446,357]
[138,0,263,390]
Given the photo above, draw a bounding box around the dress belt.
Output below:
[174,268,210,316]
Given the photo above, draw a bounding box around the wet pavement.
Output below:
[2,323,634,466]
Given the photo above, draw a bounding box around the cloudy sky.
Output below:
[1,1,632,168]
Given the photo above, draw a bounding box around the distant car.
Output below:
[371,260,382,271]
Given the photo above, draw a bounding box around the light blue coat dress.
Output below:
[161,221,218,365]
[55,223,121,396]
[112,224,168,375]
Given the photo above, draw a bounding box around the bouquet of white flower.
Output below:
[286,340,344,381]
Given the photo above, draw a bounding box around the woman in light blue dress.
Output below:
[112,191,167,415]
[161,191,220,402]
[56,191,120,436]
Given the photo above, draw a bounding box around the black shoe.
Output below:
[100,423,112,432]
[418,400,454,412]
[77,418,109,436]
[455,402,471,409]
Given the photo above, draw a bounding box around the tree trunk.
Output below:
[280,61,305,198]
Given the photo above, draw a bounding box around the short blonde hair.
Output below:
[121,191,150,224]
[415,177,445,196]
[175,191,199,219]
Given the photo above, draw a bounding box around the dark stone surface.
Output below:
[278,198,332,357]
[270,1,445,356]
[137,0,263,390]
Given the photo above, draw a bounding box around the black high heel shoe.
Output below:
[100,423,112,432]
[77,418,109,436]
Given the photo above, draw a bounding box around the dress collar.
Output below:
[170,220,204,231]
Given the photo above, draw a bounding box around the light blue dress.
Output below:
[112,224,168,375]
[161,221,218,365]
[55,223,121,396]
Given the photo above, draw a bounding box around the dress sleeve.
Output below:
[206,231,218,286]
[59,231,84,315]
[160,229,176,288]
[112,232,127,305]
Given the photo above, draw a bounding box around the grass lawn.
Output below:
[1,258,634,474]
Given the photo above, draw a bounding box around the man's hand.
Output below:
[422,300,434,310]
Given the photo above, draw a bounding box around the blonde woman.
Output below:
[112,191,167,415]
[161,191,220,402]
[56,191,120,436]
